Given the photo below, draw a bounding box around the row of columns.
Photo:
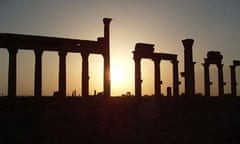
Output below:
[134,55,179,98]
[230,61,240,96]
[203,63,224,97]
[7,48,91,97]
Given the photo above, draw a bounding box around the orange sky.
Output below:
[0,0,240,96]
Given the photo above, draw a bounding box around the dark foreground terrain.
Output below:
[0,96,240,144]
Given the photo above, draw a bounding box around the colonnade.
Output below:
[203,52,224,97]
[230,60,240,96]
[1,18,112,98]
[133,43,179,97]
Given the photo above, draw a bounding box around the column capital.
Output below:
[7,47,18,54]
[34,48,43,55]
[153,58,161,63]
[81,51,90,57]
[171,60,179,64]
[203,63,210,67]
[217,63,224,68]
[133,55,141,62]
[58,50,67,56]
[103,18,112,25]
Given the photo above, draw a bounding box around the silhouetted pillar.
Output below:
[7,48,18,97]
[218,64,224,97]
[167,87,172,97]
[134,54,141,98]
[34,49,43,97]
[103,18,112,98]
[172,60,179,97]
[81,52,89,97]
[204,63,210,97]
[58,51,67,97]
[230,65,237,96]
[154,59,161,97]
[182,39,195,97]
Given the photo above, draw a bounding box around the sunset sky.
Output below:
[0,0,240,96]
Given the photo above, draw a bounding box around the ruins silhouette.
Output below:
[1,18,240,144]
[0,18,112,99]
[0,18,239,98]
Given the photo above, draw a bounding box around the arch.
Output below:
[160,61,173,96]
[16,50,34,96]
[0,49,9,96]
[133,43,179,98]
[236,67,240,96]
[230,60,240,96]
[203,51,224,97]
[89,54,103,96]
[209,65,219,96]
[42,51,59,96]
[66,52,81,96]
[141,59,154,96]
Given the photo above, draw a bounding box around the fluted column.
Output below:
[154,58,161,97]
[7,48,18,98]
[81,52,89,97]
[103,18,112,98]
[134,54,141,98]
[34,49,43,97]
[172,60,179,97]
[204,63,210,97]
[218,64,224,97]
[230,65,236,96]
[58,51,67,97]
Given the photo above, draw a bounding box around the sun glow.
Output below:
[111,66,126,86]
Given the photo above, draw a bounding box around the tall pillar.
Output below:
[230,65,236,96]
[154,58,161,97]
[218,64,224,97]
[34,49,43,97]
[134,54,141,98]
[81,52,89,97]
[103,18,112,98]
[58,51,67,97]
[182,39,195,97]
[172,60,179,97]
[7,48,18,98]
[204,63,210,97]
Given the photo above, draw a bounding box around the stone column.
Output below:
[182,39,195,97]
[58,51,67,97]
[34,49,43,97]
[154,58,161,97]
[218,64,224,97]
[204,63,210,97]
[81,52,89,97]
[230,65,236,96]
[7,48,18,97]
[134,54,141,98]
[103,18,112,98]
[172,60,179,97]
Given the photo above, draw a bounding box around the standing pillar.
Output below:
[58,51,67,97]
[154,58,161,97]
[230,65,236,96]
[134,54,141,98]
[103,18,112,98]
[34,49,43,97]
[218,64,224,97]
[182,39,195,97]
[204,63,210,97]
[81,52,89,97]
[7,48,18,98]
[172,60,179,97]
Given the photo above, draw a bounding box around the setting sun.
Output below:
[111,66,126,86]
